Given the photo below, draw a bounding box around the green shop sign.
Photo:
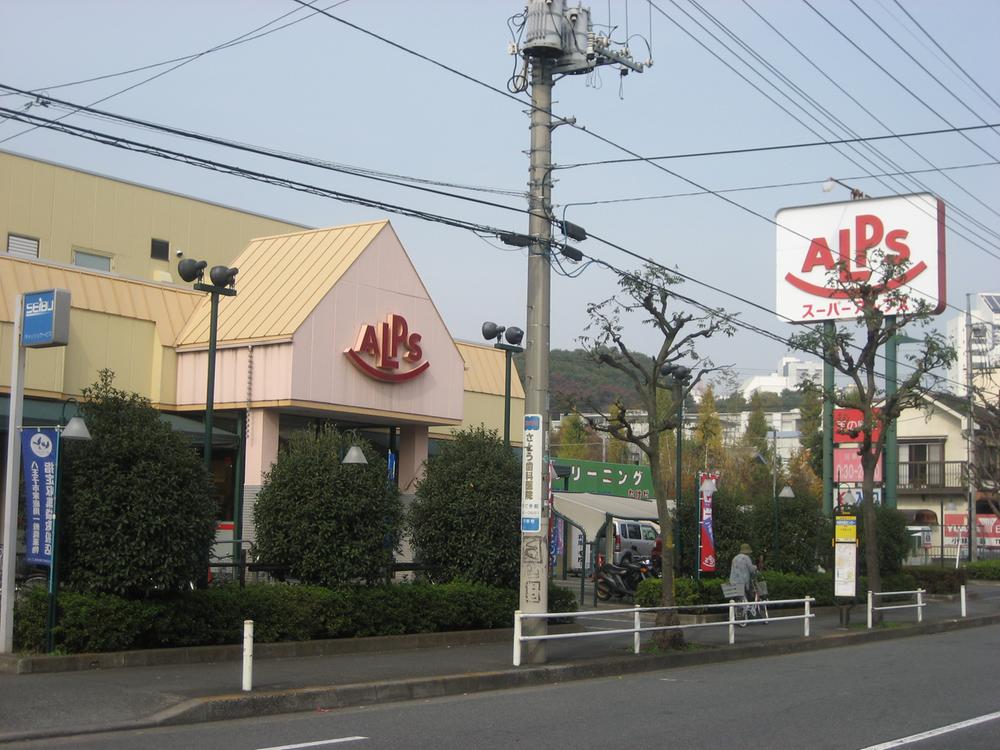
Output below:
[554,458,654,500]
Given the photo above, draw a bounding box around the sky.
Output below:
[1,0,998,394]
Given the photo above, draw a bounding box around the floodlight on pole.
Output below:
[822,177,869,201]
[483,321,525,448]
[177,258,238,476]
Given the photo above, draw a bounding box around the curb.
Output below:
[0,626,541,676]
[2,612,999,744]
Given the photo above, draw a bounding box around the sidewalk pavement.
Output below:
[2,582,999,744]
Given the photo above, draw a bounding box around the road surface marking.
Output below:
[859,710,1000,749]
[256,737,368,750]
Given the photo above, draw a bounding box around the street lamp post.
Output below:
[177,260,238,475]
[44,398,91,653]
[776,484,795,571]
[661,363,692,573]
[482,322,525,449]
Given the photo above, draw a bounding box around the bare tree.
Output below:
[969,367,1000,519]
[578,263,734,648]
[790,250,955,601]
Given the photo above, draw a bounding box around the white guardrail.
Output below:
[867,588,926,628]
[513,597,815,667]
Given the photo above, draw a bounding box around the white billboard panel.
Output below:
[775,194,945,323]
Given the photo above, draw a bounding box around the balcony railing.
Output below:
[898,460,966,490]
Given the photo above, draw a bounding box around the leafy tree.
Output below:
[552,413,601,460]
[253,427,401,586]
[786,448,822,509]
[408,426,521,588]
[798,384,824,477]
[692,385,724,470]
[744,392,771,458]
[579,263,734,648]
[790,249,956,601]
[59,370,216,597]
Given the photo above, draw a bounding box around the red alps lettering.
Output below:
[801,213,914,281]
[345,313,430,383]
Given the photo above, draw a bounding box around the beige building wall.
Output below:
[896,402,965,462]
[0,150,306,283]
[0,255,197,404]
[430,342,525,446]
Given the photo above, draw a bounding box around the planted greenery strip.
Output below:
[13,583,578,654]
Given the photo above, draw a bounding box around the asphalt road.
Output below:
[5,624,1000,750]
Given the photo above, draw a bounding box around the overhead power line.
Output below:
[650,0,1000,257]
[291,0,1000,270]
[0,84,528,211]
[556,122,1000,169]
[3,103,975,393]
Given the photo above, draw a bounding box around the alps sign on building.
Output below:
[775,194,946,322]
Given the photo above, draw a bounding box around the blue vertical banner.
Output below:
[22,428,59,566]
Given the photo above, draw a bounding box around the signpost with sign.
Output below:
[776,194,946,515]
[521,415,543,532]
[834,513,858,600]
[551,457,654,499]
[1,290,72,653]
[775,194,945,323]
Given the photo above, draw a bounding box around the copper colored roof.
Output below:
[175,221,387,348]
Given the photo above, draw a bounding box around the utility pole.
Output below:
[519,50,553,668]
[513,0,646,665]
[966,294,977,561]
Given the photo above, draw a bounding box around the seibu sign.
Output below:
[775,194,946,322]
[344,313,429,383]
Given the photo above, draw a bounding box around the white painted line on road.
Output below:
[858,710,1000,749]
[256,737,368,750]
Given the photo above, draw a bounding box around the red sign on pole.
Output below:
[833,447,883,483]
[833,408,882,444]
[698,471,720,573]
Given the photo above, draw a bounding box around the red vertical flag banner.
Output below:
[698,471,720,572]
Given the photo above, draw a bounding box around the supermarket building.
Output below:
[0,150,524,544]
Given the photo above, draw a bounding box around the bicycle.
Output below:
[723,579,769,626]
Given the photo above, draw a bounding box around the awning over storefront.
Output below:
[0,397,236,447]
[552,491,662,542]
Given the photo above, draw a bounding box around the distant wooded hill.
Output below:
[513,348,654,415]
[512,348,805,416]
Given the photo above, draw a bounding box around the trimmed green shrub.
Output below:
[906,566,967,594]
[634,570,919,609]
[857,505,911,576]
[409,426,521,588]
[59,370,216,597]
[964,560,1000,580]
[12,581,542,654]
[252,427,402,587]
[548,584,579,615]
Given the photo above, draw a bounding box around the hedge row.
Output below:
[15,582,578,654]
[634,571,927,609]
[964,560,1000,580]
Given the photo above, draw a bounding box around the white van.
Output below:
[597,518,660,565]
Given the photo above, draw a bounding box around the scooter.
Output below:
[595,557,651,600]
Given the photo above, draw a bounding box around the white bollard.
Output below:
[961,584,967,618]
[728,601,735,645]
[867,590,873,629]
[633,605,641,655]
[804,598,811,637]
[242,620,254,692]
[917,589,924,623]
[512,610,522,667]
